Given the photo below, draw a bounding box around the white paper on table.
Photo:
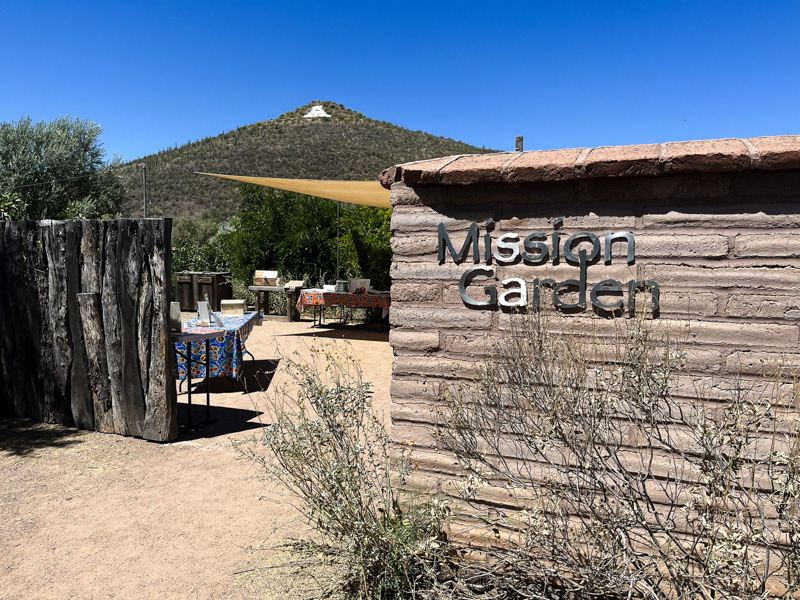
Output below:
[197,301,211,326]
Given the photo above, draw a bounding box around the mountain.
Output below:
[119,101,496,220]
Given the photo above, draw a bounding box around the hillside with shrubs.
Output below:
[119,101,494,220]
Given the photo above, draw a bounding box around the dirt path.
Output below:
[0,318,392,600]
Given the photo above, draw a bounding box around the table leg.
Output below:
[187,343,193,427]
[255,291,262,313]
[205,338,211,422]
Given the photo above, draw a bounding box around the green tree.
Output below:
[0,192,26,220]
[183,184,393,290]
[0,116,126,220]
[171,217,229,273]
[220,184,361,284]
[343,204,392,290]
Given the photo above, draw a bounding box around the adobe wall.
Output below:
[383,136,800,499]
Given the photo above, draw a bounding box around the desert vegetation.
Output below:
[238,346,451,599]
[119,101,494,221]
[247,314,800,599]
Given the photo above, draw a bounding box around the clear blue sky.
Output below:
[2,1,798,164]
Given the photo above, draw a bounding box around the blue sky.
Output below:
[2,1,798,163]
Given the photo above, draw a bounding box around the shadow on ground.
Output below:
[175,359,278,441]
[180,359,280,395]
[0,417,84,456]
[285,323,389,342]
[176,404,266,441]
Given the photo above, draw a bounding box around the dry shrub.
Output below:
[437,312,800,599]
[239,344,451,600]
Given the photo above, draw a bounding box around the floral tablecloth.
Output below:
[174,311,261,381]
[296,290,391,315]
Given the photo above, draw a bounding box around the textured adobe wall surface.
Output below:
[387,163,800,504]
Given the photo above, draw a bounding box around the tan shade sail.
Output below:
[195,173,391,208]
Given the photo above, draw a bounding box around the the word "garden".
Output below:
[438,219,659,315]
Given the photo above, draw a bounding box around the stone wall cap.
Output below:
[379,135,800,189]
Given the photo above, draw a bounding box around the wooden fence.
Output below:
[0,219,177,442]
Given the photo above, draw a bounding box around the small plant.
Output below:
[239,344,451,600]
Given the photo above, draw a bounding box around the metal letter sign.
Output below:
[441,218,658,316]
[459,266,497,307]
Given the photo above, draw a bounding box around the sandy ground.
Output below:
[0,317,393,600]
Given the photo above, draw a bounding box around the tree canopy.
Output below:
[220,184,392,288]
[172,185,393,290]
[0,116,126,220]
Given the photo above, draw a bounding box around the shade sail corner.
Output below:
[196,173,392,208]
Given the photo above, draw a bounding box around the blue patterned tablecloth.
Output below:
[174,311,261,381]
